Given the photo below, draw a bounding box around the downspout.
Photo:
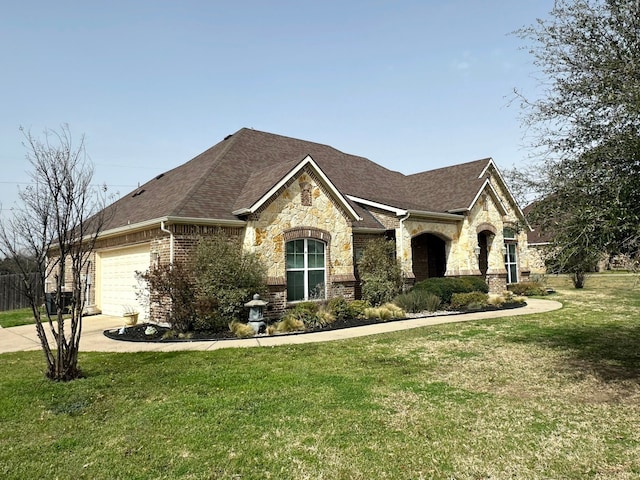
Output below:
[160,221,174,264]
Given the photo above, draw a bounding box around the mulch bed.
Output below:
[104,302,526,343]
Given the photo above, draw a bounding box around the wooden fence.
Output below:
[0,273,41,311]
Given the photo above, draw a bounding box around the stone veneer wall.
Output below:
[394,174,531,294]
[400,218,459,277]
[527,244,549,275]
[242,168,357,317]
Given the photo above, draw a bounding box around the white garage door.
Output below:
[98,244,151,320]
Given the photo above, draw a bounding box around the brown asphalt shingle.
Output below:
[523,203,552,244]
[405,159,490,212]
[101,128,493,232]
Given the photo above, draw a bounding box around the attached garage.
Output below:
[96,244,151,320]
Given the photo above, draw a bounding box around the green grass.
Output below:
[0,306,74,328]
[1,273,639,479]
[0,307,36,328]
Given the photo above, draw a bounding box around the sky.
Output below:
[0,0,555,214]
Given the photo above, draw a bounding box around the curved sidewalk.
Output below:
[0,298,562,354]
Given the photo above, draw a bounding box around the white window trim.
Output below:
[286,238,326,302]
[504,242,518,284]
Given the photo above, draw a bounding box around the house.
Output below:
[83,128,531,320]
[524,202,636,275]
[523,203,552,275]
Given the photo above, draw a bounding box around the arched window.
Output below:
[286,238,326,301]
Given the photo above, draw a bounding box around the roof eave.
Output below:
[406,209,464,221]
[346,195,407,216]
[231,208,251,216]
[164,216,247,227]
[99,216,247,240]
[348,195,464,222]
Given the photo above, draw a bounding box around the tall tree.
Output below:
[0,125,109,380]
[513,0,640,285]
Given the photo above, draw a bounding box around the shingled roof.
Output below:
[100,128,496,232]
[523,203,553,245]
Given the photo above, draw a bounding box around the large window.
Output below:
[286,239,326,301]
[503,227,518,284]
[504,243,518,284]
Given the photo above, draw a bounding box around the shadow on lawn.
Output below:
[508,322,640,382]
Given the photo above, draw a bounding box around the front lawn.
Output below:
[1,273,639,479]
[0,307,35,328]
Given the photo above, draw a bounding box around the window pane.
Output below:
[504,243,518,284]
[308,270,325,299]
[286,271,304,301]
[307,240,325,268]
[286,239,304,268]
[509,264,518,283]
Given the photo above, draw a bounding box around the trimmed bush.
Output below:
[508,281,547,296]
[361,277,401,307]
[393,289,441,313]
[327,297,350,321]
[137,262,197,333]
[193,235,267,331]
[358,238,403,306]
[283,302,317,326]
[450,292,489,310]
[347,300,370,319]
[459,277,490,293]
[413,277,489,304]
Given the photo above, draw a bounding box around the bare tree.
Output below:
[0,125,109,381]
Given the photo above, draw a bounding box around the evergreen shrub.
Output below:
[413,277,489,304]
[357,238,403,306]
[327,297,350,321]
[450,292,489,310]
[508,281,547,296]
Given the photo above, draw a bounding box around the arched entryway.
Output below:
[477,231,491,277]
[411,233,447,282]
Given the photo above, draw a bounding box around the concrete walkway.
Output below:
[0,298,562,354]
